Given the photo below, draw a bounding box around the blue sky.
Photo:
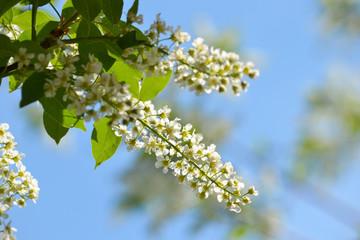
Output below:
[1,0,360,239]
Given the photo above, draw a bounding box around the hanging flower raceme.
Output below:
[0,123,40,239]
[121,13,259,96]
[112,101,258,213]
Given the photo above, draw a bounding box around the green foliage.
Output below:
[109,60,142,97]
[139,71,172,101]
[101,0,123,24]
[91,117,122,169]
[0,0,21,18]
[72,0,101,22]
[28,0,51,7]
[39,89,86,138]
[43,111,69,144]
[117,30,148,50]
[61,0,76,20]
[0,34,16,64]
[0,8,14,25]
[13,10,56,31]
[76,19,115,71]
[20,71,50,107]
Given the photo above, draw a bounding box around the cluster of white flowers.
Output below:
[121,14,259,96]
[43,52,143,126]
[123,14,191,78]
[13,47,52,72]
[0,123,40,239]
[112,101,259,213]
[170,38,260,96]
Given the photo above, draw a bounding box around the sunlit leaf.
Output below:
[139,70,172,101]
[13,10,56,31]
[108,59,142,97]
[91,117,122,169]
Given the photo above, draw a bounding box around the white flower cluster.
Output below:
[44,53,143,125]
[0,123,40,239]
[14,47,51,72]
[113,102,258,213]
[170,37,260,96]
[121,14,259,96]
[123,14,190,78]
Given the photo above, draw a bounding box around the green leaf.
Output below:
[20,71,49,107]
[39,89,86,131]
[126,0,138,24]
[61,0,75,20]
[18,21,59,41]
[0,34,16,60]
[37,21,59,41]
[8,69,33,93]
[72,0,101,22]
[13,40,46,54]
[91,117,121,169]
[0,8,14,25]
[28,0,50,6]
[43,111,69,144]
[117,30,147,50]
[139,70,172,101]
[108,59,142,97]
[76,20,115,71]
[0,0,21,18]
[101,0,123,24]
[13,10,56,30]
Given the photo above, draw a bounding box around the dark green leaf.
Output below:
[39,89,86,131]
[43,111,69,144]
[28,0,50,6]
[77,20,115,71]
[126,0,138,24]
[91,117,121,169]
[101,0,123,24]
[20,71,49,107]
[72,0,101,22]
[108,59,141,97]
[61,0,75,20]
[0,0,21,18]
[139,70,172,101]
[18,21,59,41]
[0,34,16,57]
[117,30,147,50]
[0,8,14,25]
[13,40,46,54]
[37,21,59,41]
